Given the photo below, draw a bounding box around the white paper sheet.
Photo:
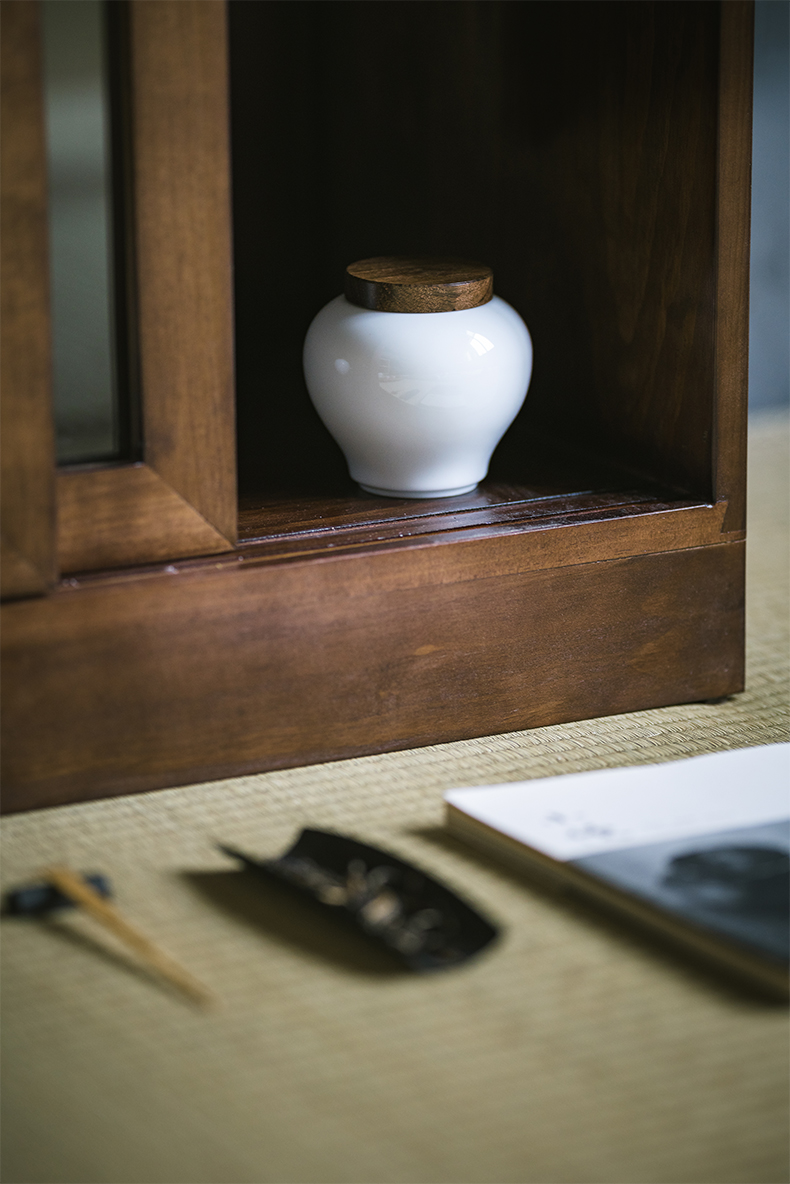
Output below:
[445,744,790,861]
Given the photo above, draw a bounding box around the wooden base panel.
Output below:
[1,535,744,814]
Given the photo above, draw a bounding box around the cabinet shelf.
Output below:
[236,426,686,558]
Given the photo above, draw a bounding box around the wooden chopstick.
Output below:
[44,866,215,1007]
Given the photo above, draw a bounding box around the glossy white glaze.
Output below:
[303,295,532,498]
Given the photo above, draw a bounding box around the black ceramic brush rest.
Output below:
[219,829,498,972]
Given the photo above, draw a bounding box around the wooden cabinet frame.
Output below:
[1,1,753,813]
[2,0,236,585]
[58,0,237,572]
[1,0,56,599]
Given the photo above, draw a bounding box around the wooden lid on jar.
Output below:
[344,257,493,313]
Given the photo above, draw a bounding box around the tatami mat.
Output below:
[2,412,788,1184]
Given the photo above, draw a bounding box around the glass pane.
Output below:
[42,0,121,464]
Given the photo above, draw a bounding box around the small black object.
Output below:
[3,874,112,916]
[219,830,499,972]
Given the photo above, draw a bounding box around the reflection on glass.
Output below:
[42,0,119,464]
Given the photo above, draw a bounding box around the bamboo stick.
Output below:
[44,866,215,1007]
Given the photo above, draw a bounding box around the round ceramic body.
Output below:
[303,295,532,498]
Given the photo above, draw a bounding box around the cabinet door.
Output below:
[1,0,56,598]
[1,0,237,593]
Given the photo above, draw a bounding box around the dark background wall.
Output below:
[749,0,789,412]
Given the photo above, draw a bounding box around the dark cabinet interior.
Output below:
[230,0,719,537]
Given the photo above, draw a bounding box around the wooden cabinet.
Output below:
[1,0,753,813]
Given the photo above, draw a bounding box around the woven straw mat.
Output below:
[1,411,788,1184]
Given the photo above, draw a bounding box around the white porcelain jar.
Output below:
[303,257,532,498]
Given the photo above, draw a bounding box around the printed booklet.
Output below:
[445,744,789,996]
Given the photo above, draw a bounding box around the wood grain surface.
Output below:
[57,500,740,590]
[237,487,665,548]
[2,533,744,812]
[131,0,236,541]
[58,465,233,573]
[0,0,56,599]
[235,498,738,572]
[235,433,667,542]
[344,257,493,313]
[57,0,238,572]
